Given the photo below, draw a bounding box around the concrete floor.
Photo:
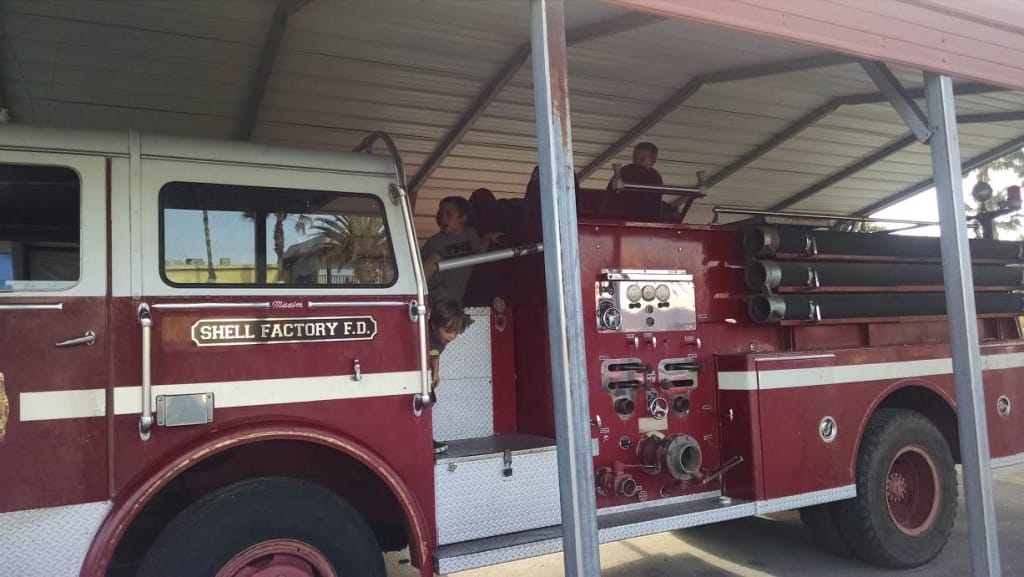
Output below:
[387,464,1024,576]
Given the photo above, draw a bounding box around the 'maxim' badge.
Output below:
[191,316,377,347]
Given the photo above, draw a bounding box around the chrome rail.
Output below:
[0,302,64,311]
[151,302,270,310]
[138,303,154,440]
[355,131,432,413]
[711,205,938,228]
[307,300,407,309]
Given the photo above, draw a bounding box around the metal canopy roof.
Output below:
[2,0,1023,236]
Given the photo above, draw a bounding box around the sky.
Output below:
[872,168,1023,238]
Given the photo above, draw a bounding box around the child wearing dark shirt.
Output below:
[428,298,473,453]
[603,141,673,222]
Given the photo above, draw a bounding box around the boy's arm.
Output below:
[472,227,504,253]
[423,252,442,280]
[421,235,443,280]
[429,354,441,387]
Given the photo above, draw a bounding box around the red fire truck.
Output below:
[1,125,1022,576]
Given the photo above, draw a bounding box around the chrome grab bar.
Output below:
[0,303,64,311]
[614,164,707,197]
[138,303,154,440]
[710,205,937,228]
[437,243,544,272]
[355,131,432,415]
[307,300,407,309]
[151,302,270,310]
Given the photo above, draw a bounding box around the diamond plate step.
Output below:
[434,494,755,574]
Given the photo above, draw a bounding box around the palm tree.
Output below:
[202,209,217,282]
[312,215,387,283]
[272,213,312,282]
[977,149,1024,183]
[241,212,312,282]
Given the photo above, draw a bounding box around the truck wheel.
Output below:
[799,503,853,557]
[836,409,957,568]
[138,477,385,577]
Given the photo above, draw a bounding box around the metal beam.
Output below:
[578,53,856,180]
[235,0,310,141]
[859,60,932,142]
[840,81,1001,106]
[530,1,601,575]
[703,53,855,83]
[700,83,1006,194]
[704,100,840,190]
[578,78,703,180]
[958,110,1024,124]
[407,12,660,199]
[925,71,1001,577]
[855,133,1024,216]
[0,9,14,123]
[770,133,917,211]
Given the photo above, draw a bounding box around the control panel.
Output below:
[595,269,696,333]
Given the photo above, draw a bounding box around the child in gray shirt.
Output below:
[421,196,501,307]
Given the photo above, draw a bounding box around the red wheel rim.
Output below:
[215,539,337,577]
[885,445,941,536]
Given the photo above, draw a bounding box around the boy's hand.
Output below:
[432,371,440,387]
[423,253,441,279]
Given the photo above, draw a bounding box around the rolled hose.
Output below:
[749,292,1024,323]
[745,259,1024,291]
[744,225,1024,262]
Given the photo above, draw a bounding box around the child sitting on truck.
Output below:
[428,298,473,453]
[421,195,502,307]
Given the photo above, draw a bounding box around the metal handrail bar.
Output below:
[712,205,937,228]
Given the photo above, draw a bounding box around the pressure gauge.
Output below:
[626,284,642,303]
[601,306,622,331]
[641,284,656,301]
[656,284,671,302]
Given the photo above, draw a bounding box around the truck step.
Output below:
[434,492,755,574]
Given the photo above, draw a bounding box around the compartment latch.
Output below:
[502,449,513,477]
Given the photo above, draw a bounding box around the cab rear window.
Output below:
[0,164,80,292]
[160,182,397,288]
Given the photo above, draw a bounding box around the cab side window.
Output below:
[160,182,397,287]
[0,164,80,292]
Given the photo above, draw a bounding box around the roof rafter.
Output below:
[698,82,1006,197]
[577,53,856,180]
[770,134,917,211]
[407,11,661,200]
[235,0,311,141]
[859,60,932,142]
[772,112,1024,213]
[855,133,1024,216]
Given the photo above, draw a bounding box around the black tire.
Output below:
[799,503,854,557]
[138,477,385,577]
[836,409,957,568]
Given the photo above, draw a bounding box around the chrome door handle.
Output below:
[138,303,154,440]
[56,331,96,347]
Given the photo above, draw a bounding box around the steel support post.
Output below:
[529,1,601,575]
[924,71,1001,577]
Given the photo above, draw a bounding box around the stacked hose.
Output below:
[744,225,1024,323]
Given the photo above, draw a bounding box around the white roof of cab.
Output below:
[0,124,397,176]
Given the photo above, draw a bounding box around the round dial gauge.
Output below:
[601,306,622,330]
[641,284,657,301]
[625,284,642,303]
[656,284,671,302]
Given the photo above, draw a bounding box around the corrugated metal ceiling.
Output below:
[1,0,1023,237]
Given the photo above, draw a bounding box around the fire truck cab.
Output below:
[1,125,1023,577]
